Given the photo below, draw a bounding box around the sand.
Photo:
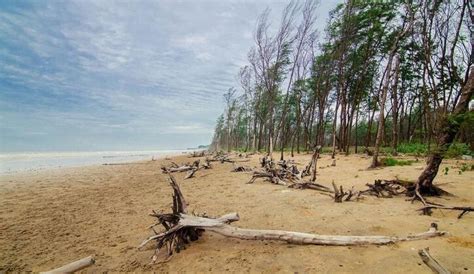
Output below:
[0,152,473,273]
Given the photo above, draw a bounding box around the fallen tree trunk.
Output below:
[418,248,451,274]
[141,176,447,262]
[204,218,443,245]
[41,256,95,274]
[162,166,194,174]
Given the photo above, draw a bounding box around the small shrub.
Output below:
[380,157,414,166]
[443,167,449,175]
[445,143,472,158]
[397,143,427,155]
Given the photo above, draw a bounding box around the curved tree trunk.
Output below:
[416,69,473,194]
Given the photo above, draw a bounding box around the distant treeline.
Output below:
[210,0,473,161]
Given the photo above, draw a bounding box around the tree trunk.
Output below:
[391,56,401,155]
[331,91,341,159]
[416,69,473,193]
[371,55,398,168]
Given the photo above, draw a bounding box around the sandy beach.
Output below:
[0,152,473,273]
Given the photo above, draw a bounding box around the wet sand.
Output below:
[0,152,473,273]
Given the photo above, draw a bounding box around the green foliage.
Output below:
[446,143,472,158]
[396,143,427,155]
[379,157,414,166]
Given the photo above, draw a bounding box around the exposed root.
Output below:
[141,176,447,263]
[418,205,474,219]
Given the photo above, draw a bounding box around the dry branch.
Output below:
[141,176,446,262]
[232,165,253,172]
[361,179,408,198]
[184,168,198,179]
[41,256,95,274]
[369,179,472,218]
[418,248,451,274]
[418,205,473,219]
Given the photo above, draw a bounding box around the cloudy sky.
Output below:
[0,0,340,152]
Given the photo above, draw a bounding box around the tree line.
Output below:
[211,0,473,193]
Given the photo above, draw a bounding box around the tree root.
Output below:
[141,176,447,263]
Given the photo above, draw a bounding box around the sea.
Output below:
[0,149,192,174]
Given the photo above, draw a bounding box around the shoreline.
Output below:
[0,149,193,176]
[0,152,472,272]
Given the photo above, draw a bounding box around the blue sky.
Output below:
[0,0,340,152]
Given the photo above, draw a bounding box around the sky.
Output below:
[0,0,341,152]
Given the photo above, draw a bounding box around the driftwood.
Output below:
[260,156,274,169]
[202,159,212,169]
[162,166,194,173]
[418,205,473,219]
[140,176,446,262]
[189,150,208,158]
[41,256,95,274]
[369,179,473,218]
[248,170,287,186]
[301,160,312,177]
[162,160,202,175]
[331,182,359,202]
[418,248,451,274]
[248,158,334,195]
[207,154,235,163]
[232,165,253,172]
[184,168,198,179]
[288,181,333,194]
[361,179,409,198]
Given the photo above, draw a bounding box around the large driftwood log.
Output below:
[418,248,451,274]
[41,256,95,274]
[140,176,446,262]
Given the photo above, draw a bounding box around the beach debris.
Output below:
[418,248,451,274]
[189,150,209,158]
[140,176,447,263]
[248,157,334,196]
[41,256,95,274]
[331,182,359,202]
[360,179,474,218]
[162,159,212,180]
[288,181,333,196]
[360,179,409,198]
[231,165,253,172]
[417,205,473,219]
[205,152,251,164]
[161,160,200,174]
[184,168,198,179]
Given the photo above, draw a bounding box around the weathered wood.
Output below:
[41,256,95,274]
[184,168,198,179]
[418,205,473,219]
[288,181,333,193]
[232,165,253,172]
[418,248,451,274]
[162,165,194,174]
[332,182,345,203]
[142,176,447,262]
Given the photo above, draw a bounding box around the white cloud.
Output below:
[0,0,340,151]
